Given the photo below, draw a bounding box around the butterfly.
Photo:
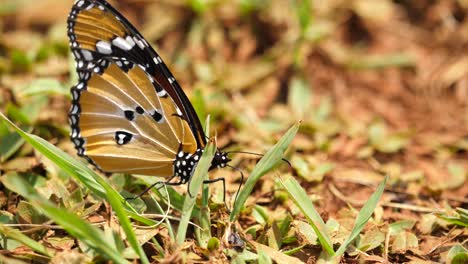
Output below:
[67,0,235,203]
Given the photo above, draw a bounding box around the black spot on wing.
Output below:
[136,106,144,114]
[124,110,135,121]
[151,109,163,123]
[115,131,133,145]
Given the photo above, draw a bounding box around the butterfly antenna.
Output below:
[226,150,292,169]
[226,164,244,208]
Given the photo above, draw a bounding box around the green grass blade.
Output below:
[280,176,334,256]
[0,224,52,257]
[230,121,301,222]
[0,113,105,197]
[102,184,149,263]
[2,173,129,263]
[197,115,212,247]
[1,111,149,262]
[176,140,216,245]
[334,176,388,257]
[0,113,140,213]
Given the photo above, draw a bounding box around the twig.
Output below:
[382,202,445,214]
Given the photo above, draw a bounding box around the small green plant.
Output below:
[281,174,387,262]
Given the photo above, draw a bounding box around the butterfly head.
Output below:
[210,151,231,171]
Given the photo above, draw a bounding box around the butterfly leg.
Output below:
[201,177,230,213]
[125,175,179,201]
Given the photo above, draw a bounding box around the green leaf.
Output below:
[18,79,68,97]
[296,220,318,245]
[368,122,408,153]
[0,122,29,162]
[230,121,300,222]
[0,112,106,197]
[1,173,128,263]
[281,176,334,256]
[207,237,220,252]
[102,181,149,263]
[295,0,313,35]
[0,112,150,263]
[288,77,311,117]
[176,140,216,245]
[258,249,273,264]
[357,227,385,252]
[0,224,52,257]
[252,205,269,225]
[11,49,32,71]
[195,115,212,248]
[447,244,468,264]
[438,207,468,228]
[334,176,387,257]
[388,220,416,236]
[391,231,419,253]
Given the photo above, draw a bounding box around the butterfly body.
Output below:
[67,0,230,187]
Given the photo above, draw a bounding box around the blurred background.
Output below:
[0,0,467,261]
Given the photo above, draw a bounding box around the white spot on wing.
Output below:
[157,90,167,97]
[112,36,135,51]
[125,36,136,48]
[153,56,162,64]
[81,50,93,61]
[70,115,77,124]
[135,37,145,49]
[96,40,112,55]
[70,105,79,114]
[73,50,81,59]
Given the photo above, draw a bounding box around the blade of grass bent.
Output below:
[229,121,301,222]
[0,113,149,262]
[2,173,128,263]
[176,140,216,245]
[197,115,212,247]
[0,224,52,257]
[281,176,334,256]
[334,176,388,257]
[0,114,142,214]
[0,113,105,197]
[101,180,150,263]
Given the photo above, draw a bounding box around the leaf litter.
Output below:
[0,0,467,263]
